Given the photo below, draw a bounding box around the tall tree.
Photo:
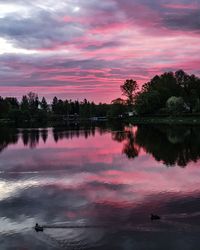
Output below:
[0,97,10,117]
[52,96,58,114]
[120,79,138,105]
[27,92,39,113]
[40,97,48,112]
[21,95,29,111]
[5,97,19,110]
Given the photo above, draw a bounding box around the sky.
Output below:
[0,0,200,103]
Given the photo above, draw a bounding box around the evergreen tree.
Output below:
[41,97,48,112]
[21,95,29,111]
[52,96,58,114]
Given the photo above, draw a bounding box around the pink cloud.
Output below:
[163,3,199,10]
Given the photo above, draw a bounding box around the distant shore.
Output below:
[1,115,200,127]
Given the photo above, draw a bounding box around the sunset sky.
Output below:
[0,0,200,103]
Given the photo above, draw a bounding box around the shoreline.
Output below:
[1,116,200,127]
[128,116,200,125]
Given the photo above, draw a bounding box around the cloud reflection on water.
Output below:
[0,124,200,249]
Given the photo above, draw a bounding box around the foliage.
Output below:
[134,90,161,115]
[108,102,127,118]
[0,97,10,117]
[21,95,29,111]
[27,92,39,113]
[120,79,138,105]
[40,97,48,112]
[166,96,185,114]
[134,70,200,115]
[0,92,112,124]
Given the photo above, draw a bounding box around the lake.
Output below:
[0,123,200,249]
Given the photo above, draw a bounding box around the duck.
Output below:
[34,223,44,232]
[151,214,161,220]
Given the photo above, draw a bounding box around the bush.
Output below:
[166,96,185,115]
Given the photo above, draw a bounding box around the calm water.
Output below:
[0,124,200,249]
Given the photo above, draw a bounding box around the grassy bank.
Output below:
[128,116,200,125]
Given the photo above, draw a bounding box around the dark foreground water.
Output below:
[0,124,200,249]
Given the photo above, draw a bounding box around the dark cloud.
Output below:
[85,41,122,51]
[0,11,83,49]
[163,9,200,31]
[112,0,200,33]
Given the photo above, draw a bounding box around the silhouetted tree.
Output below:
[40,97,48,112]
[0,97,10,117]
[27,92,39,113]
[134,70,200,115]
[120,79,138,106]
[21,95,29,111]
[108,98,127,118]
[134,90,161,115]
[52,96,58,114]
[5,97,19,110]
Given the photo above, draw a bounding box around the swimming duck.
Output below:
[35,223,44,232]
[151,214,161,220]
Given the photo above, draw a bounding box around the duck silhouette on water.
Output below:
[34,223,44,232]
[34,215,160,232]
[151,214,161,220]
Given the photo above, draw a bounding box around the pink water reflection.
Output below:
[1,127,200,207]
[1,126,200,250]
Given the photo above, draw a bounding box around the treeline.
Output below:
[0,92,111,125]
[51,97,109,118]
[1,69,200,125]
[109,69,200,117]
[133,70,200,115]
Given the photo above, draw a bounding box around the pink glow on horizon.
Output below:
[163,3,200,10]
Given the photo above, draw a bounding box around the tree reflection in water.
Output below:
[1,124,200,167]
[0,128,19,153]
[112,124,200,167]
[22,129,40,148]
[135,125,200,167]
[52,124,96,142]
[111,125,140,159]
